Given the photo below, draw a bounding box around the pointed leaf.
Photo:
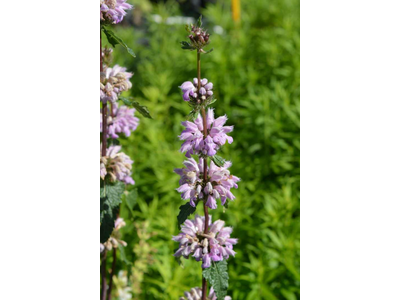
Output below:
[119,96,152,119]
[177,202,197,227]
[197,15,203,28]
[181,41,195,50]
[101,26,135,57]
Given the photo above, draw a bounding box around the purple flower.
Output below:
[100,103,139,139]
[179,108,233,158]
[100,0,133,24]
[100,145,135,185]
[174,158,204,207]
[100,65,132,103]
[172,215,237,268]
[205,160,240,207]
[174,158,239,209]
[179,78,213,102]
[179,287,231,300]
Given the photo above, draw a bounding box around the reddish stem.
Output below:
[101,30,107,157]
[106,248,117,300]
[100,249,108,300]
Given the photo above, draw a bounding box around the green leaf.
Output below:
[118,244,132,266]
[203,48,214,54]
[207,97,217,106]
[100,182,125,243]
[188,109,200,121]
[203,260,229,299]
[177,202,196,227]
[101,26,135,57]
[223,201,229,213]
[125,188,138,211]
[174,255,184,268]
[197,15,203,28]
[119,96,152,119]
[211,155,226,167]
[181,41,195,50]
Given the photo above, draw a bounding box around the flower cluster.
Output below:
[174,158,204,206]
[179,108,233,157]
[179,78,213,102]
[100,218,127,252]
[186,24,210,50]
[174,158,239,209]
[100,65,133,103]
[100,0,133,24]
[100,103,139,139]
[173,215,237,268]
[204,160,240,209]
[100,145,135,185]
[174,18,238,299]
[180,287,231,300]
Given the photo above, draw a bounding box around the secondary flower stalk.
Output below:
[174,17,238,300]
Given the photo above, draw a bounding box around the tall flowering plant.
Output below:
[174,17,239,300]
[100,2,151,300]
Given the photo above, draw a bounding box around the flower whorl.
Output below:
[100,103,139,139]
[172,215,237,268]
[179,108,233,158]
[100,65,133,103]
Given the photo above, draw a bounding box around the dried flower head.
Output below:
[186,23,210,50]
[101,218,127,251]
[100,145,135,185]
[100,65,133,103]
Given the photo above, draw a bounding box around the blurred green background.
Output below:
[104,0,299,299]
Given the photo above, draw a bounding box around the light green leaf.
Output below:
[118,244,132,266]
[125,188,138,211]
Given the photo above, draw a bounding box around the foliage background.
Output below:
[104,0,299,299]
